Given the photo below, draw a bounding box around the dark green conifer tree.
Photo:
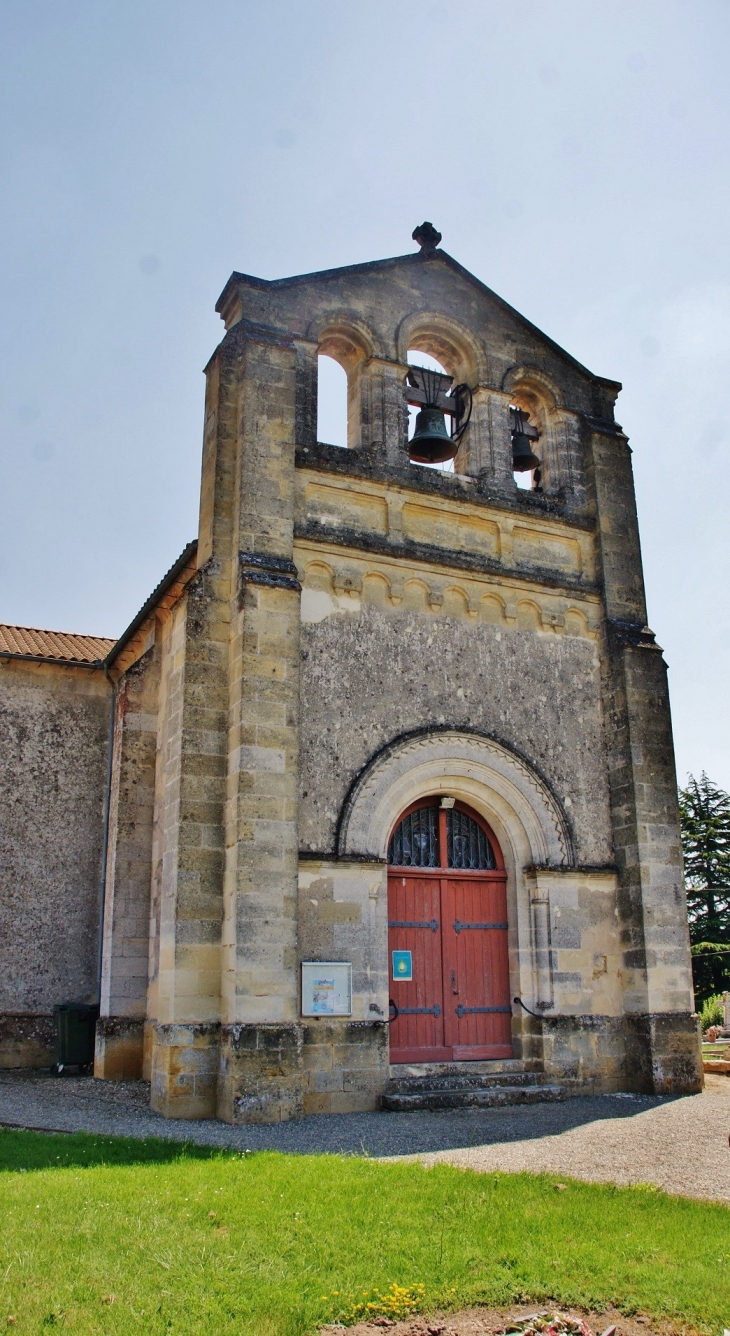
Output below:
[678,772,730,1002]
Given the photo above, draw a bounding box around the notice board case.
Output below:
[301,962,352,1017]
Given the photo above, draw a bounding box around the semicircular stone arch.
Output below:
[307,312,385,370]
[501,363,564,410]
[338,730,573,870]
[396,311,487,385]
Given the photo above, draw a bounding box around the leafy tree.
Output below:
[678,772,730,1001]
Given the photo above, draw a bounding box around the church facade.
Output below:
[0,228,702,1120]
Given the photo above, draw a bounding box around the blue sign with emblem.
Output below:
[392,949,413,981]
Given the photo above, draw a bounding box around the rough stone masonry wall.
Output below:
[298,599,613,867]
[0,659,110,1066]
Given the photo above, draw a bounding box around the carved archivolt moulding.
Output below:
[338,729,572,869]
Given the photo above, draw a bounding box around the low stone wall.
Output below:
[0,1013,55,1069]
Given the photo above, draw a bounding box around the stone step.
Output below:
[389,1057,534,1078]
[382,1082,565,1111]
[387,1069,552,1095]
[382,1068,548,1090]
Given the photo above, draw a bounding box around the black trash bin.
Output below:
[52,1003,100,1074]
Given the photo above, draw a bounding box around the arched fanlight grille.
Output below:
[447,808,496,869]
[388,807,438,867]
[388,805,496,869]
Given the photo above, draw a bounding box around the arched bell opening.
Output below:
[313,321,376,451]
[386,796,512,1064]
[503,369,563,496]
[405,348,474,476]
[510,389,544,492]
[316,354,348,448]
[397,314,482,477]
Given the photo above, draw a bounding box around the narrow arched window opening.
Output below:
[317,354,348,448]
[406,350,455,473]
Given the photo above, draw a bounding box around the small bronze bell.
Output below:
[409,405,455,464]
[511,408,541,472]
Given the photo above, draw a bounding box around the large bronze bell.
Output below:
[511,408,541,472]
[409,406,455,464]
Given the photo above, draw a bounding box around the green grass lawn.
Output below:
[0,1129,728,1335]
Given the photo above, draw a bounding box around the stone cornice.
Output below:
[294,522,600,600]
[295,442,596,532]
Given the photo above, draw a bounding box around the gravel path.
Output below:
[0,1069,728,1203]
[398,1076,730,1202]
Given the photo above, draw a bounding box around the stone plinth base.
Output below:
[94,1017,145,1080]
[149,1022,220,1119]
[93,1011,702,1120]
[537,1013,627,1092]
[624,1012,703,1094]
[532,1011,702,1095]
[218,1023,304,1123]
[217,1020,389,1124]
[301,1019,390,1116]
[0,1012,55,1069]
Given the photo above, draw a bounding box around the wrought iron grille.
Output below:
[447,809,496,870]
[388,807,439,867]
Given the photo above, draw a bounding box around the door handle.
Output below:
[451,970,459,995]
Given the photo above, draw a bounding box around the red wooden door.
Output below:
[387,872,449,1062]
[387,801,512,1063]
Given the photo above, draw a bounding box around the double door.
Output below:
[387,867,512,1062]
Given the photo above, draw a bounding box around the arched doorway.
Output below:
[387,798,512,1063]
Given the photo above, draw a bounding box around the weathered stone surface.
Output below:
[298,599,610,865]
[149,1021,219,1119]
[0,1012,55,1069]
[98,649,159,1031]
[0,660,109,1065]
[217,1019,388,1122]
[94,1016,144,1080]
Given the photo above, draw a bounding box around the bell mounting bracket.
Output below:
[509,405,540,441]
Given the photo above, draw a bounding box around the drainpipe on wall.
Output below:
[531,896,554,1010]
[96,662,116,1007]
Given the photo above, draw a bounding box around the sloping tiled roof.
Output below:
[106,540,197,669]
[0,541,198,671]
[0,624,115,665]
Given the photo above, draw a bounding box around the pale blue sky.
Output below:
[2,1,729,787]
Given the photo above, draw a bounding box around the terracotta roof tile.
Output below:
[0,624,116,664]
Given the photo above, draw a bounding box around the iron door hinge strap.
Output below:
[388,919,439,932]
[399,1004,442,1017]
[455,1004,512,1016]
[453,920,508,934]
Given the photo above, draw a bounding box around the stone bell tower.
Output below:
[94,225,701,1121]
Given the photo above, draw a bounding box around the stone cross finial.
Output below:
[412,221,442,252]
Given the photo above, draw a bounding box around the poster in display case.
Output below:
[301,962,352,1016]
